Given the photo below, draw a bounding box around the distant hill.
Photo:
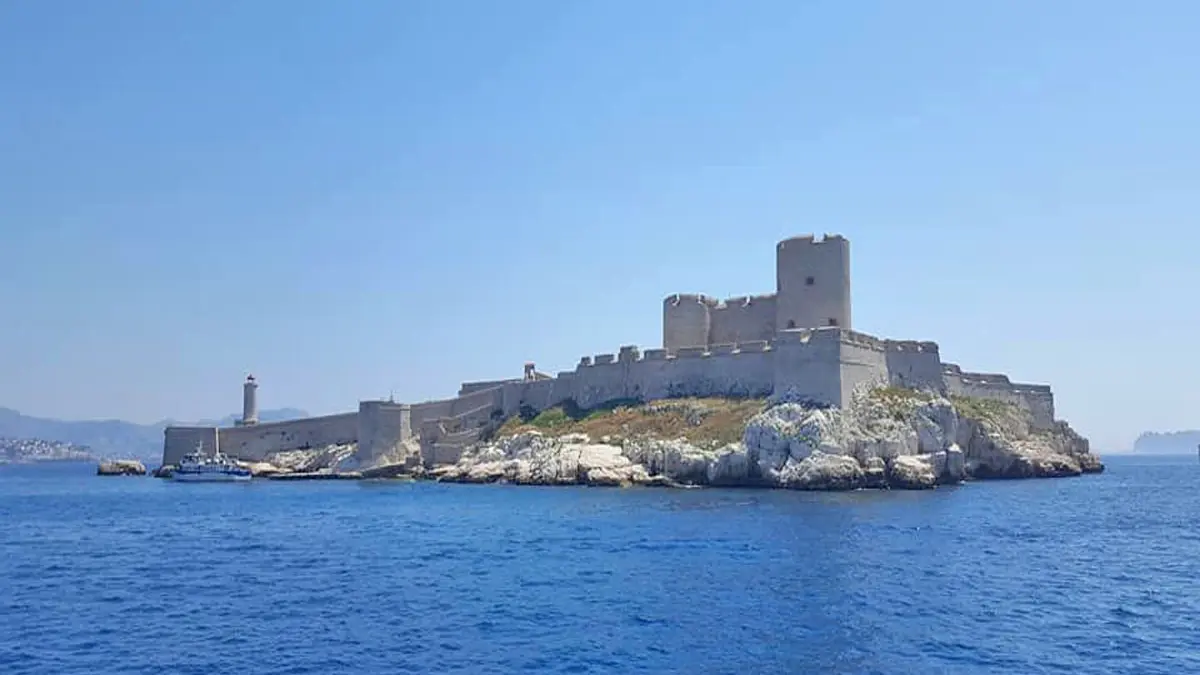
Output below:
[1132,430,1200,455]
[0,407,309,462]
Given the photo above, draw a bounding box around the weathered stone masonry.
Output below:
[162,234,1058,468]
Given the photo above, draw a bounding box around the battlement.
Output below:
[774,326,845,345]
[664,293,720,307]
[885,339,940,354]
[577,339,781,367]
[958,372,1012,385]
[841,329,886,351]
[714,293,776,309]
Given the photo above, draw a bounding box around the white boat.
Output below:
[172,442,252,482]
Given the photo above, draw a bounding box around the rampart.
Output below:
[942,364,1055,429]
[884,340,945,392]
[707,294,778,347]
[162,426,221,466]
[218,412,359,460]
[357,401,411,462]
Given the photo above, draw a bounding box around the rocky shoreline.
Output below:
[142,387,1104,491]
[419,387,1103,490]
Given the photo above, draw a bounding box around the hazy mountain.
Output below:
[1132,430,1200,455]
[0,407,309,462]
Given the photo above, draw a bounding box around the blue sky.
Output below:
[1,0,1197,451]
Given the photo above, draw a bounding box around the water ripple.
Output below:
[2,458,1199,674]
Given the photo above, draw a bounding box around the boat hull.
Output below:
[171,470,252,482]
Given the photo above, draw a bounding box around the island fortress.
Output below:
[161,234,1057,467]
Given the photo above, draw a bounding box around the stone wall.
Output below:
[885,340,945,392]
[162,426,220,466]
[770,329,845,405]
[943,366,1056,429]
[217,412,359,460]
[458,379,520,396]
[839,331,890,404]
[707,294,777,347]
[570,340,779,409]
[356,401,411,464]
[411,386,505,432]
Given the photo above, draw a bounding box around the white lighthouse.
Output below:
[240,374,259,426]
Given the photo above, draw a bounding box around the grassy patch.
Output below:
[950,394,1018,424]
[868,386,934,421]
[495,397,767,447]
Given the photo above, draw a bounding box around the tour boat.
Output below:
[172,442,252,482]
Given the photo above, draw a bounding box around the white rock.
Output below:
[888,454,937,490]
[706,443,755,486]
[777,452,863,490]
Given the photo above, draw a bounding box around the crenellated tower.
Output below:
[774,234,851,332]
[661,233,852,351]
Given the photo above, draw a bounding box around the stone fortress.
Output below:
[162,234,1057,468]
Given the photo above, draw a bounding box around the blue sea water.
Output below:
[1,456,1198,675]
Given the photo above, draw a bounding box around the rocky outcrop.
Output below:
[262,443,358,473]
[96,460,146,476]
[433,387,1102,491]
[361,463,416,479]
[239,461,284,478]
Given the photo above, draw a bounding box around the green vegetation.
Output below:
[495,397,767,447]
[867,386,1024,427]
[868,386,934,421]
[949,394,1019,424]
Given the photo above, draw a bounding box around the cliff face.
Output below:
[430,387,1103,490]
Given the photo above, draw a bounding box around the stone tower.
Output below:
[661,293,715,351]
[241,374,259,426]
[774,234,851,331]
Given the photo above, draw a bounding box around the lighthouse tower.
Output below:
[240,374,259,426]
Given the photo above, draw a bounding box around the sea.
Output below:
[1,455,1197,675]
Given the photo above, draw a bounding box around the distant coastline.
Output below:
[0,438,95,465]
[0,407,309,463]
[1131,430,1200,455]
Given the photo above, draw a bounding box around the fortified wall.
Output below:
[162,234,1060,468]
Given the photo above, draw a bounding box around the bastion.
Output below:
[161,234,1058,468]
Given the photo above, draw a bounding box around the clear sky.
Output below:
[1,0,1197,451]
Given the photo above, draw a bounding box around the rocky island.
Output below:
[151,385,1102,491]
[155,234,1104,491]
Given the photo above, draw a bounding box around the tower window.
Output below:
[827,318,839,327]
[805,276,815,286]
[786,320,796,329]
